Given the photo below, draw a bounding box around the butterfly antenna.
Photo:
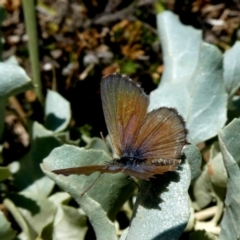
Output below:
[100,132,114,159]
[80,173,103,198]
[100,131,107,145]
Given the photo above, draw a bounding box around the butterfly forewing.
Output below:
[101,73,148,156]
[52,164,124,176]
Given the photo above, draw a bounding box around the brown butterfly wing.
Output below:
[101,73,148,156]
[52,165,124,176]
[133,107,187,165]
[52,163,177,180]
[53,75,187,180]
[122,165,178,180]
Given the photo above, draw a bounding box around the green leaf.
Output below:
[41,192,87,239]
[150,11,227,144]
[42,145,135,239]
[207,152,227,188]
[183,144,202,180]
[122,159,191,240]
[9,193,57,237]
[192,166,213,210]
[0,167,11,181]
[0,62,33,140]
[48,192,71,205]
[4,198,36,239]
[43,168,118,240]
[223,41,240,97]
[11,121,61,196]
[219,118,240,240]
[40,205,87,240]
[192,142,225,223]
[4,56,19,65]
[22,195,56,234]
[219,118,240,165]
[122,144,199,240]
[0,210,16,240]
[78,194,117,240]
[42,145,134,218]
[0,63,32,97]
[85,137,111,156]
[45,90,71,132]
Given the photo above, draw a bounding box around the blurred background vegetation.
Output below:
[1,0,240,239]
[2,0,240,156]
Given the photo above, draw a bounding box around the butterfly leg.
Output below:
[126,175,140,189]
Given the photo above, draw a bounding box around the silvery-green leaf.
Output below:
[85,137,111,156]
[11,122,61,196]
[0,210,16,240]
[40,205,87,240]
[0,62,32,97]
[42,145,135,239]
[43,164,118,240]
[207,152,227,188]
[45,90,71,132]
[4,56,19,65]
[150,11,227,144]
[42,145,134,218]
[9,193,57,236]
[79,194,117,240]
[3,198,36,239]
[0,62,32,139]
[122,160,191,240]
[183,144,202,180]
[219,118,240,240]
[122,145,198,240]
[223,41,240,97]
[157,13,201,86]
[48,192,71,205]
[192,166,213,210]
[219,118,240,165]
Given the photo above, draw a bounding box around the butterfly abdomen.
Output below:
[149,158,181,166]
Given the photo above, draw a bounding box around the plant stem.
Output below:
[22,0,44,105]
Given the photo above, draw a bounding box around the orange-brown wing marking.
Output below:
[134,107,187,164]
[101,73,148,156]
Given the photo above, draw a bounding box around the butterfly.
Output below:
[52,73,187,185]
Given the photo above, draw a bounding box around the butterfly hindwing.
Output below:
[134,107,187,165]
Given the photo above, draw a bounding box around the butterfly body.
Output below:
[52,73,187,182]
[115,150,145,164]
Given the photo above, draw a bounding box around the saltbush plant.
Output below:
[1,10,240,240]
